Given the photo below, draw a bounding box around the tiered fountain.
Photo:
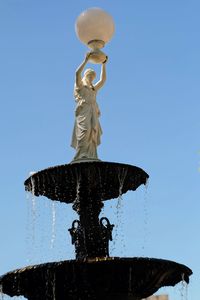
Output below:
[0,8,192,300]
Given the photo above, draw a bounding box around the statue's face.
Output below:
[85,72,96,83]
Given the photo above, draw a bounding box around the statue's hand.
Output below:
[102,55,108,64]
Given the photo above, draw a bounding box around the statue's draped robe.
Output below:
[71,84,102,160]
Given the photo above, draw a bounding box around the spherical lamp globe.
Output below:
[75,8,115,64]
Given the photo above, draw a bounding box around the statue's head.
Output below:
[83,68,96,83]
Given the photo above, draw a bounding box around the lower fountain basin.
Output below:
[0,257,192,300]
[24,161,149,203]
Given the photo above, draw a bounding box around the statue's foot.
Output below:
[70,157,101,164]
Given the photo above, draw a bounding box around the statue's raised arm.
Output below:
[94,56,107,91]
[75,53,90,88]
[71,54,108,163]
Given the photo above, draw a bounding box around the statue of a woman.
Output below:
[71,53,107,162]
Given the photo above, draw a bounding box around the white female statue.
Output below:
[71,53,107,162]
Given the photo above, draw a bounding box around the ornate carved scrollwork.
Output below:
[100,217,114,256]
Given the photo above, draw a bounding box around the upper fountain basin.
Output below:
[24,161,149,203]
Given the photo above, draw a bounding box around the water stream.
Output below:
[25,187,37,264]
[75,168,81,204]
[110,168,128,255]
[118,167,128,196]
[166,277,189,300]
[0,284,4,300]
[141,182,149,255]
[51,203,56,249]
[180,274,188,300]
[29,174,37,261]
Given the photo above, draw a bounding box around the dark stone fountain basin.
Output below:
[24,161,149,203]
[0,257,192,300]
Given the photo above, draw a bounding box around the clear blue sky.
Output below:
[0,1,199,299]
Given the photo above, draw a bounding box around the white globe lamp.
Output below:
[75,8,115,64]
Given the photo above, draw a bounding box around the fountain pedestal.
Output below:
[0,161,192,300]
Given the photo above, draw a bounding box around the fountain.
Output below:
[0,7,192,300]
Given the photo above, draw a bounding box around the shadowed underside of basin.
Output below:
[24,161,149,203]
[0,257,192,300]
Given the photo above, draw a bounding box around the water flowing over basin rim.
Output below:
[0,257,192,299]
[24,161,149,203]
